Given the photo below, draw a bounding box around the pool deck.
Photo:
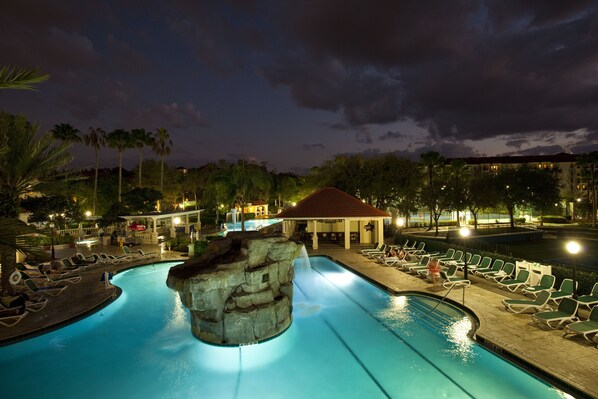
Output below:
[1,243,596,399]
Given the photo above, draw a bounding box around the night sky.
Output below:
[2,1,598,174]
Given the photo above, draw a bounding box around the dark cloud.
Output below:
[502,144,566,156]
[264,0,598,143]
[379,131,404,141]
[106,35,153,73]
[302,143,325,151]
[355,131,373,144]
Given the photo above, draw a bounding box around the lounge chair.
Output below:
[548,279,577,308]
[138,249,158,259]
[366,244,388,259]
[497,269,530,292]
[563,305,598,343]
[432,248,455,262]
[440,250,463,266]
[486,262,516,283]
[24,279,68,297]
[471,256,492,273]
[58,258,81,273]
[405,242,426,257]
[475,259,504,277]
[361,242,381,255]
[577,282,598,311]
[440,265,471,289]
[448,252,471,269]
[0,295,47,313]
[0,310,29,327]
[502,290,551,313]
[454,253,481,271]
[122,246,142,259]
[18,268,82,286]
[532,298,579,329]
[523,274,556,298]
[405,256,430,274]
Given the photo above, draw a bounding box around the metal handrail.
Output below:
[429,284,457,315]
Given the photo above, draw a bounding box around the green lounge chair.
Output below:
[577,282,598,311]
[502,290,551,313]
[532,297,579,330]
[24,279,68,297]
[432,248,455,262]
[497,269,530,292]
[440,250,463,266]
[366,244,388,258]
[486,262,516,283]
[0,296,47,313]
[548,279,577,308]
[470,256,492,272]
[449,252,471,269]
[563,305,598,343]
[440,265,470,289]
[475,259,504,276]
[523,274,556,298]
[0,310,29,327]
[137,248,157,259]
[455,253,481,271]
[405,256,430,274]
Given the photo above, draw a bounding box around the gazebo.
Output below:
[120,209,202,244]
[276,187,390,250]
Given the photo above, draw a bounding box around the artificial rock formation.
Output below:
[166,232,301,345]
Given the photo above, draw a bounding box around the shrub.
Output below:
[541,215,569,224]
[25,234,75,246]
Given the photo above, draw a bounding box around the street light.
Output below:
[565,241,581,299]
[459,227,471,280]
[49,222,55,260]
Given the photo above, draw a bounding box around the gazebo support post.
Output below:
[311,220,318,250]
[344,219,350,249]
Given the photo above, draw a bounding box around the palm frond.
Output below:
[0,65,50,90]
[0,218,47,258]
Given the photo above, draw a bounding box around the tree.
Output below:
[215,160,272,231]
[388,158,420,227]
[122,187,163,214]
[83,127,107,216]
[106,129,134,203]
[0,112,71,292]
[0,65,49,90]
[51,123,81,143]
[465,172,498,229]
[131,128,154,187]
[446,160,469,227]
[419,151,446,230]
[526,168,562,226]
[151,127,173,196]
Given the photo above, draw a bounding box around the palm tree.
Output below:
[106,129,133,203]
[131,128,154,187]
[51,123,81,143]
[83,127,107,216]
[0,112,72,292]
[151,127,173,198]
[577,152,598,227]
[419,151,446,230]
[0,65,49,90]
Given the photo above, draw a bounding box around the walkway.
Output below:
[312,245,597,399]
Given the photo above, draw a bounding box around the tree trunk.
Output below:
[93,147,99,216]
[508,206,515,229]
[138,148,143,187]
[456,209,460,227]
[0,242,17,294]
[593,165,597,227]
[118,150,123,203]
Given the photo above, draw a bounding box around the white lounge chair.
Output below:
[502,290,551,313]
[0,310,29,327]
[563,305,598,343]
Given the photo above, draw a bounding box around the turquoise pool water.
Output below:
[0,257,566,398]
[223,218,281,232]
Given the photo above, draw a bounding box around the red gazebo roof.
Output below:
[276,187,389,219]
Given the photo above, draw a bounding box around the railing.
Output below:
[429,284,458,315]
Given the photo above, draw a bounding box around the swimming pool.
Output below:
[0,256,566,398]
[223,218,281,232]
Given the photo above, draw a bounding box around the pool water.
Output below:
[223,218,281,232]
[0,257,566,399]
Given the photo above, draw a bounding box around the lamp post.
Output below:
[49,222,55,260]
[459,227,470,280]
[566,241,581,299]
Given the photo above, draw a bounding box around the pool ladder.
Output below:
[429,284,458,315]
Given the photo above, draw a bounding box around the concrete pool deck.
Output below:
[1,243,596,399]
